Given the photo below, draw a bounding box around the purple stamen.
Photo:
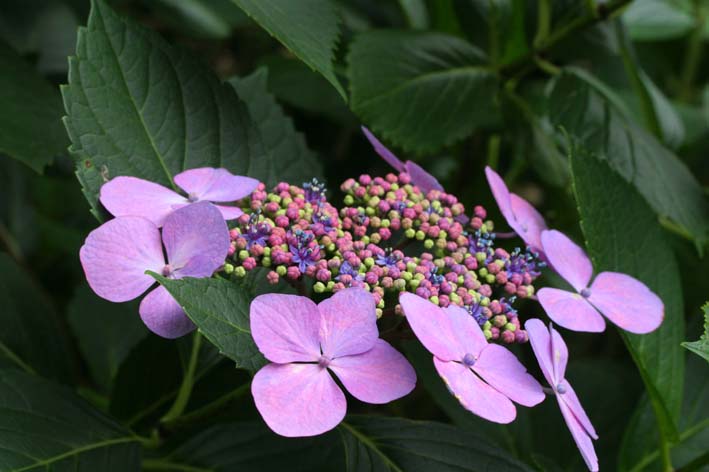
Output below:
[462,353,476,367]
[318,355,331,368]
[187,192,199,203]
[556,383,567,394]
[580,288,591,298]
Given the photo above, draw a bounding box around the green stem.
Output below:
[533,0,552,48]
[486,134,501,170]
[162,382,251,431]
[679,0,705,102]
[160,331,202,424]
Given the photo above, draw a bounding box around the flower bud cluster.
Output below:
[224,173,545,343]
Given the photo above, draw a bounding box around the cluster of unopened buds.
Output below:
[79,127,666,472]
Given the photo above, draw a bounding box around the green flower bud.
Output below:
[234,266,246,277]
[223,263,234,274]
[238,250,249,260]
[313,282,326,293]
[343,195,354,205]
[504,323,516,332]
[424,239,434,249]
[405,228,416,239]
[262,257,271,267]
[429,295,439,305]
[483,329,492,339]
[276,265,287,276]
[415,230,426,241]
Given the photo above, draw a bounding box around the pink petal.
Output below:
[485,166,515,225]
[558,390,599,471]
[399,293,486,361]
[405,161,444,194]
[537,288,606,333]
[588,272,664,334]
[541,230,593,292]
[251,363,346,437]
[550,324,569,384]
[162,202,229,277]
[318,288,378,358]
[79,216,164,302]
[361,126,405,172]
[329,339,416,404]
[473,344,545,407]
[99,176,186,227]
[433,357,516,424]
[139,286,196,338]
[250,294,321,363]
[174,167,259,203]
[509,194,547,252]
[558,379,597,439]
[214,204,244,220]
[524,318,556,387]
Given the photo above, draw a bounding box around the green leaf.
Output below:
[230,67,324,186]
[153,274,267,373]
[622,0,694,41]
[67,284,148,391]
[398,0,429,29]
[147,0,248,39]
[551,68,709,246]
[0,370,141,470]
[338,415,534,471]
[682,303,709,364]
[0,253,74,383]
[147,422,342,471]
[62,0,261,215]
[570,151,685,442]
[0,39,67,173]
[230,0,346,100]
[347,30,498,154]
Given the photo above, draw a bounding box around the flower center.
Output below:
[318,355,331,368]
[462,353,476,367]
[580,288,591,298]
[556,383,567,394]
[162,264,174,277]
[187,192,199,203]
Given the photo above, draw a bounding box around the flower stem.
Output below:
[160,331,202,424]
[162,382,251,431]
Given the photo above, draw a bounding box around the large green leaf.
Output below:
[338,416,534,471]
[571,151,685,441]
[62,0,260,215]
[0,370,141,470]
[153,275,267,373]
[0,39,67,173]
[0,253,74,383]
[230,0,346,99]
[682,303,709,364]
[347,30,498,154]
[67,284,148,391]
[230,68,324,186]
[146,422,341,471]
[622,0,694,41]
[552,68,709,246]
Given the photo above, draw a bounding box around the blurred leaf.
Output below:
[230,67,324,185]
[147,422,342,471]
[230,0,346,99]
[348,30,498,154]
[0,370,140,470]
[551,68,709,246]
[67,284,148,391]
[338,415,534,471]
[147,0,248,39]
[571,152,685,442]
[399,0,429,29]
[0,253,74,383]
[62,0,262,216]
[154,275,268,373]
[637,71,686,149]
[0,39,67,173]
[619,355,709,471]
[623,0,694,41]
[682,303,709,364]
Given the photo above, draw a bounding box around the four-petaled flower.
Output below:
[485,166,547,253]
[100,167,259,226]
[399,293,544,423]
[362,126,443,194]
[525,319,599,471]
[537,230,664,333]
[80,202,229,338]
[250,288,416,437]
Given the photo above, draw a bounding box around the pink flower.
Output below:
[79,202,229,338]
[537,230,663,333]
[362,127,443,194]
[484,166,547,253]
[399,293,544,424]
[525,319,599,471]
[100,167,259,226]
[250,288,416,437]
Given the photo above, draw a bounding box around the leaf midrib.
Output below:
[339,421,404,472]
[10,436,138,472]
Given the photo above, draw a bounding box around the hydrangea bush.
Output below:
[1,1,708,471]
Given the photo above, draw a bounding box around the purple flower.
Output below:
[506,247,545,278]
[375,249,400,268]
[362,126,443,194]
[311,211,335,233]
[336,261,364,282]
[526,319,598,471]
[243,214,271,248]
[80,202,230,338]
[467,302,487,326]
[100,167,259,226]
[537,230,663,334]
[302,178,327,204]
[250,289,416,437]
[400,293,544,423]
[288,230,320,273]
[485,166,547,253]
